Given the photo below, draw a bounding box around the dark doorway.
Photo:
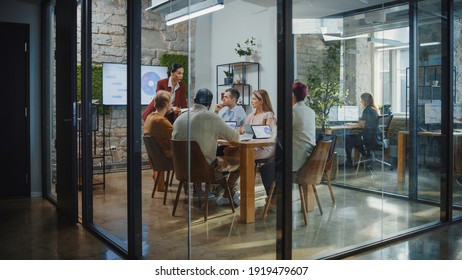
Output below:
[0,22,29,196]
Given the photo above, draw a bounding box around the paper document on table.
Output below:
[240,133,253,141]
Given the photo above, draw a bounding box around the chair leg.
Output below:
[325,173,336,204]
[163,171,171,205]
[192,182,203,208]
[262,181,275,220]
[204,183,210,222]
[355,154,362,176]
[172,181,183,216]
[169,171,175,186]
[223,178,235,213]
[311,184,323,215]
[298,184,308,226]
[151,172,160,198]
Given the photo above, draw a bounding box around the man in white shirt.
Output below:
[292,82,316,172]
[173,88,241,206]
[259,82,316,208]
[214,88,247,126]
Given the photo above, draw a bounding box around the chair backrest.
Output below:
[143,135,174,172]
[376,114,393,149]
[170,140,215,183]
[296,140,332,186]
[316,134,337,164]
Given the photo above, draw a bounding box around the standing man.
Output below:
[173,88,241,206]
[214,88,247,126]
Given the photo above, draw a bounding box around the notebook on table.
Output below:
[251,125,272,139]
[239,124,254,141]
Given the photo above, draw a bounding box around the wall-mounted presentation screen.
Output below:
[102,63,168,105]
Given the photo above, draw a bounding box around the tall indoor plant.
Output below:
[306,42,348,132]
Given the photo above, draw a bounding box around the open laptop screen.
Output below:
[251,125,272,139]
[225,121,237,129]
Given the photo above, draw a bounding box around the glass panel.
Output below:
[45,1,57,201]
[140,0,189,259]
[79,0,128,251]
[293,0,444,259]
[411,1,443,207]
[454,0,462,217]
[142,0,278,259]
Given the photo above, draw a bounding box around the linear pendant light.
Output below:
[145,0,170,11]
[165,0,224,26]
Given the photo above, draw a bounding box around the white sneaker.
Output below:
[232,191,240,207]
[216,196,229,207]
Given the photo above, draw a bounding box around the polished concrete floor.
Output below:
[2,166,462,260]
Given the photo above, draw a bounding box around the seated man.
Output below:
[260,82,314,210]
[214,88,246,156]
[173,88,241,206]
[214,88,247,127]
[292,81,316,172]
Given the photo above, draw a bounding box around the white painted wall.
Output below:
[0,0,42,196]
[195,0,278,113]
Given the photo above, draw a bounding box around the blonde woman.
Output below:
[143,90,174,158]
[245,89,277,160]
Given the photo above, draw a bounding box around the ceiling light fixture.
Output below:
[165,0,224,26]
[145,0,170,11]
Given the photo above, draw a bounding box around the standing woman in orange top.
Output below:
[141,63,188,123]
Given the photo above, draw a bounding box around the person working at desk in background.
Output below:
[141,63,188,123]
[172,88,241,207]
[343,92,380,168]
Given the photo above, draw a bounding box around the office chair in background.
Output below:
[356,114,394,176]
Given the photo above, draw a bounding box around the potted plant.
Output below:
[306,42,349,133]
[235,37,257,58]
[224,69,234,84]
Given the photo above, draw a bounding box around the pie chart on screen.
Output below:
[141,71,161,96]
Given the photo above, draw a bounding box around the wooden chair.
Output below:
[295,140,332,225]
[143,135,174,205]
[170,140,235,222]
[317,134,337,204]
[262,140,332,225]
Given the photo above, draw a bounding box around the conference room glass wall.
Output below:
[43,0,461,259]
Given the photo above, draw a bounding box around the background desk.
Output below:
[218,139,275,224]
[397,131,462,183]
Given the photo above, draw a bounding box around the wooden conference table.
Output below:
[218,138,275,224]
[397,130,462,183]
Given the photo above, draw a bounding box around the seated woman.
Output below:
[344,92,380,167]
[143,90,174,157]
[143,90,173,183]
[244,89,277,160]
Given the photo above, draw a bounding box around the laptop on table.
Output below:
[251,125,272,139]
